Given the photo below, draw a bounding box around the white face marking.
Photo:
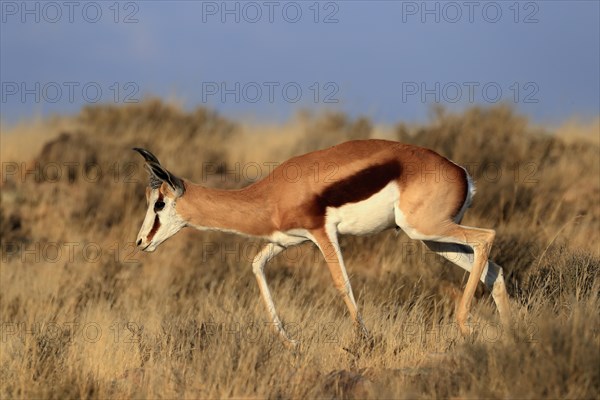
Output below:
[136,188,186,252]
[328,181,399,236]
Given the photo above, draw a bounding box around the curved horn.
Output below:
[132,147,161,164]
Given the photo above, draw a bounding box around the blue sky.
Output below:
[1,1,599,126]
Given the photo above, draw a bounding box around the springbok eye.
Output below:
[154,201,165,211]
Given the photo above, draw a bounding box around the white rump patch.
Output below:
[451,163,476,223]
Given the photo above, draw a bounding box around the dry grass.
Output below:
[1,101,599,399]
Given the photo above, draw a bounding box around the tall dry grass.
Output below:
[1,100,599,399]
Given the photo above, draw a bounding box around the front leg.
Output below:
[311,227,370,340]
[251,243,298,348]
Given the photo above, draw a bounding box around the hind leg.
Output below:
[422,241,511,329]
[432,225,495,336]
[396,207,496,335]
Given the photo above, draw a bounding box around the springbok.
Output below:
[133,140,511,345]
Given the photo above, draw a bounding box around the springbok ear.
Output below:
[147,161,185,197]
[132,147,161,164]
[143,164,164,189]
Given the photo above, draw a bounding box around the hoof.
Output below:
[457,315,474,337]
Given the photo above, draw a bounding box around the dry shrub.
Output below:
[293,110,373,154]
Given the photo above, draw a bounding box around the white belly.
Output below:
[327,181,399,235]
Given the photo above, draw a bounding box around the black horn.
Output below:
[132,147,161,164]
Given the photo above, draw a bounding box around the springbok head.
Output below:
[133,148,186,252]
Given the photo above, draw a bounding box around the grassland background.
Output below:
[1,101,599,399]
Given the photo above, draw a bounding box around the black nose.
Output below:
[136,239,142,246]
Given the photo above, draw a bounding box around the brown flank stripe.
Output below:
[313,161,402,217]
